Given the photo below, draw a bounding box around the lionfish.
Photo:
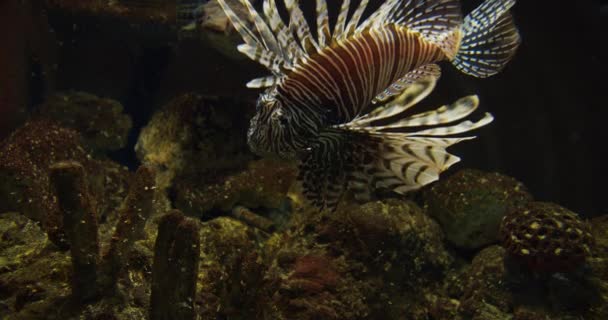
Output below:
[185,0,520,210]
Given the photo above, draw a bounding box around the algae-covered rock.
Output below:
[135,93,254,191]
[174,158,297,216]
[35,91,132,153]
[0,212,52,273]
[459,246,514,317]
[0,212,71,319]
[260,199,452,320]
[425,169,533,250]
[196,216,262,319]
[0,120,91,246]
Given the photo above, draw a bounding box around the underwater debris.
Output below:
[49,161,100,302]
[149,210,200,320]
[35,91,133,154]
[0,120,90,247]
[174,158,297,216]
[425,169,533,250]
[499,201,594,273]
[99,165,156,293]
[135,93,254,192]
[231,205,275,232]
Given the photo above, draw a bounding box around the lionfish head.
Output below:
[247,88,299,160]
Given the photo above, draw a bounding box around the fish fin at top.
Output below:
[452,0,521,77]
[358,0,463,56]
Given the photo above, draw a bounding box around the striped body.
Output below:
[279,24,445,122]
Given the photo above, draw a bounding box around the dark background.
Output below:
[8,0,607,216]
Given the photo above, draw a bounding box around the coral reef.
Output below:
[500,201,594,273]
[34,91,132,153]
[191,198,452,320]
[425,169,533,250]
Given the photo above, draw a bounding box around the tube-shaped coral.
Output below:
[49,161,99,302]
[100,165,155,292]
[150,209,200,320]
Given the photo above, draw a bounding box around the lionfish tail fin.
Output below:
[303,94,492,209]
[453,0,521,77]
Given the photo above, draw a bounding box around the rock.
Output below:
[135,93,254,192]
[173,158,297,216]
[35,91,132,153]
[0,212,52,273]
[262,199,453,320]
[459,246,514,317]
[425,169,533,250]
[0,120,91,246]
[0,212,71,318]
[195,216,262,318]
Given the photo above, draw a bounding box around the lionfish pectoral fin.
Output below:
[312,95,494,209]
[453,0,521,78]
[372,64,442,104]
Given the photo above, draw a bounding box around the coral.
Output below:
[35,91,132,153]
[49,161,100,302]
[135,93,255,191]
[99,165,156,293]
[150,210,200,320]
[174,158,297,216]
[0,120,90,247]
[499,201,594,273]
[425,169,533,250]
